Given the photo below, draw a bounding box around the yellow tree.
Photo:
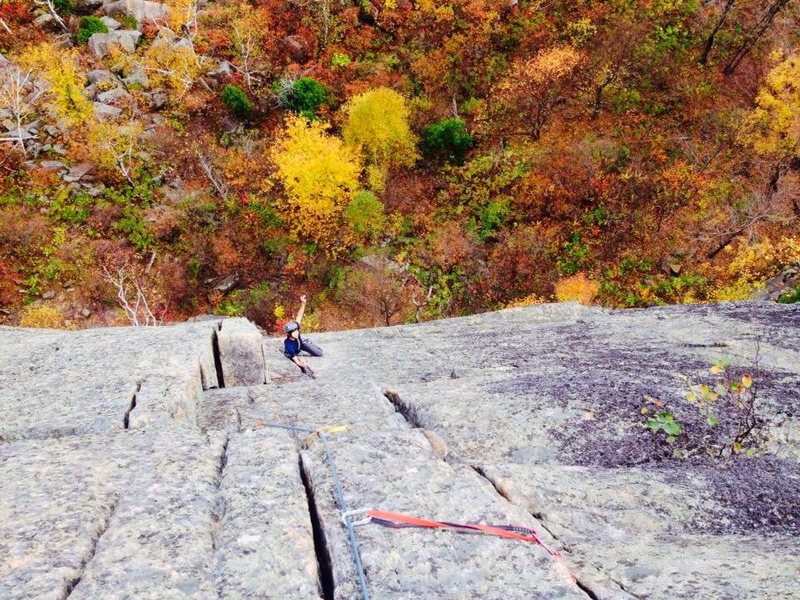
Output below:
[494,45,583,141]
[744,54,800,161]
[230,3,273,90]
[271,116,361,250]
[16,43,93,126]
[342,87,417,190]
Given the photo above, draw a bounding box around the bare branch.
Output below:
[33,0,70,34]
[102,265,160,326]
[196,151,228,199]
[411,285,434,323]
[0,67,45,156]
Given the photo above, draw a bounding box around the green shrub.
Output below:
[476,197,509,240]
[421,117,474,164]
[53,0,74,15]
[273,77,329,118]
[49,189,93,226]
[221,84,253,118]
[778,286,800,304]
[78,16,108,45]
[118,14,138,29]
[115,206,155,251]
[345,191,386,241]
[331,53,351,67]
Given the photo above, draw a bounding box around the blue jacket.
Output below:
[284,337,301,359]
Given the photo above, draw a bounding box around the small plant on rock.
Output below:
[644,411,683,443]
[77,16,108,44]
[642,396,683,444]
[685,354,759,456]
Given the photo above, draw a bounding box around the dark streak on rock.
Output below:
[62,496,119,599]
[574,579,600,600]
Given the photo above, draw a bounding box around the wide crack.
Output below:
[61,496,119,598]
[212,329,226,389]
[122,381,142,429]
[211,436,229,597]
[299,452,335,600]
[384,390,423,428]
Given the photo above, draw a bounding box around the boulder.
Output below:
[122,67,150,89]
[87,30,141,58]
[216,318,266,387]
[282,35,310,63]
[100,15,122,29]
[74,0,104,13]
[96,86,130,104]
[103,0,167,23]
[63,162,95,183]
[147,89,168,110]
[92,101,122,120]
[33,13,53,26]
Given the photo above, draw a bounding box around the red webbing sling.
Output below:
[364,509,562,558]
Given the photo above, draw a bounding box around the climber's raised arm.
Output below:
[294,294,307,326]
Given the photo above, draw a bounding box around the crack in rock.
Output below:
[211,330,226,389]
[383,390,423,428]
[122,381,142,429]
[299,453,335,600]
[61,496,119,599]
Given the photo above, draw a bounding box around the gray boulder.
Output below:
[103,0,167,22]
[100,15,122,29]
[122,67,150,89]
[96,86,130,104]
[74,0,104,13]
[87,30,141,59]
[92,101,122,120]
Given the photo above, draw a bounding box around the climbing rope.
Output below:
[320,431,371,600]
[263,421,570,598]
[264,422,370,600]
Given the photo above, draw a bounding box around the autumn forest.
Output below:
[0,0,798,331]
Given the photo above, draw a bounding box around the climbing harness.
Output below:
[341,509,561,558]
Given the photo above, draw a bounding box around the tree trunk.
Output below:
[723,0,791,75]
[699,0,736,65]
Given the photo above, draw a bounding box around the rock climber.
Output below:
[283,294,323,378]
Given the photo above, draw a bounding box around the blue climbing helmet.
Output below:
[284,320,300,334]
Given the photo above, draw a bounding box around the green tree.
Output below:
[77,16,108,44]
[221,84,253,118]
[274,77,329,118]
[421,117,474,164]
[345,191,386,242]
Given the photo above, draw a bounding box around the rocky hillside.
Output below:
[2,0,800,330]
[1,301,798,598]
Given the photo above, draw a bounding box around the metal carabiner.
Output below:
[341,508,372,527]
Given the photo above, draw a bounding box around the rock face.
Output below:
[1,302,799,599]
